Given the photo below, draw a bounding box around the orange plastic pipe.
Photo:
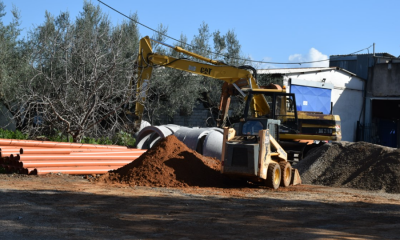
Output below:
[13,154,69,160]
[69,151,146,155]
[28,166,122,175]
[0,148,22,152]
[18,154,142,161]
[19,147,145,154]
[0,138,128,149]
[68,148,139,152]
[2,151,22,157]
[2,157,11,165]
[4,165,12,172]
[20,148,73,154]
[20,148,143,154]
[7,165,19,173]
[10,152,142,161]
[1,145,39,147]
[0,146,35,150]
[12,156,141,165]
[20,160,132,168]
[10,154,20,161]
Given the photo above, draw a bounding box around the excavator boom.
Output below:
[135,36,270,129]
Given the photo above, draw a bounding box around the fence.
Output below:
[356,121,379,144]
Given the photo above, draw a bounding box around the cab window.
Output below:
[242,120,264,135]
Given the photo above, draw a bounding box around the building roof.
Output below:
[257,66,363,79]
[330,53,396,58]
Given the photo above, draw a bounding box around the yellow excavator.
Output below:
[134,36,341,188]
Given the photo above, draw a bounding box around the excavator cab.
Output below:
[239,89,313,164]
[242,89,300,135]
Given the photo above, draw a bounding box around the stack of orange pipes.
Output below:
[0,138,146,175]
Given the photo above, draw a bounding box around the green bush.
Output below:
[49,131,136,146]
[0,129,28,140]
[48,131,72,142]
[113,131,136,147]
[81,137,113,145]
[0,128,136,147]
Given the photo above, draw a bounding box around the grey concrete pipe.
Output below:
[202,130,223,159]
[136,125,223,160]
[136,125,174,149]
[173,127,211,152]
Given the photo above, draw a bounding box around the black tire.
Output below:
[279,162,292,187]
[266,163,281,189]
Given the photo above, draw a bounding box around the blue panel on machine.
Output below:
[290,85,331,114]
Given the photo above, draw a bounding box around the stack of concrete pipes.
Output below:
[0,139,146,175]
[136,124,223,160]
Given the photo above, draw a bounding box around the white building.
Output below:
[258,67,365,142]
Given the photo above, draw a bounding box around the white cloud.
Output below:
[288,48,329,67]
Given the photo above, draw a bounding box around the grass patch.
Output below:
[0,129,136,147]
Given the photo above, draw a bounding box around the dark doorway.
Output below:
[371,99,400,148]
[378,119,397,147]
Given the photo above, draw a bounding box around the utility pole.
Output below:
[373,43,375,57]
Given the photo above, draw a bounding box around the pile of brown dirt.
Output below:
[296,141,400,193]
[97,135,230,188]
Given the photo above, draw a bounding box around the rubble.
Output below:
[296,141,400,193]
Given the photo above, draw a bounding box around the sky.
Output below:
[2,0,400,69]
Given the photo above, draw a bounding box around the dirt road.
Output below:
[1,174,400,239]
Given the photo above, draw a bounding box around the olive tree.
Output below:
[0,2,31,128]
[15,2,140,142]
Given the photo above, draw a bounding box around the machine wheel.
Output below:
[279,162,292,187]
[266,163,281,189]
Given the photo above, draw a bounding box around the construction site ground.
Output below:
[1,173,400,240]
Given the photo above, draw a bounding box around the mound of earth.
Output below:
[97,135,229,188]
[296,141,400,193]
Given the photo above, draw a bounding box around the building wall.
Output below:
[365,63,400,126]
[370,63,400,96]
[172,105,210,127]
[330,53,388,80]
[155,101,211,127]
[363,62,400,147]
[280,70,364,142]
[0,104,16,131]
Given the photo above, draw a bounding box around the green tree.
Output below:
[15,1,140,142]
[140,23,215,126]
[0,1,21,88]
[0,1,31,127]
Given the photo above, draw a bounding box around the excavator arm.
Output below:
[135,37,154,129]
[135,36,270,129]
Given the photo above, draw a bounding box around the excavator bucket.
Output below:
[291,168,302,186]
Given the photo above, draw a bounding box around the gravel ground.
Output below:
[2,140,400,239]
[1,174,400,239]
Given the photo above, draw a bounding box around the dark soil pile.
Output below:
[97,135,228,188]
[296,141,400,193]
